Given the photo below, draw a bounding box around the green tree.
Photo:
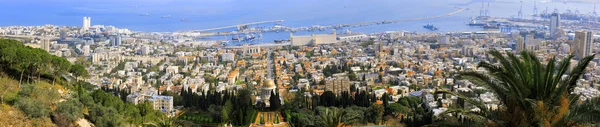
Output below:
[70,64,89,81]
[56,98,85,121]
[320,91,336,107]
[50,55,71,85]
[290,113,315,127]
[88,104,124,127]
[348,72,358,81]
[386,103,409,119]
[270,92,281,110]
[290,90,307,109]
[30,48,51,81]
[1,47,33,85]
[382,93,389,108]
[138,102,154,123]
[366,103,384,124]
[232,89,254,125]
[436,50,600,126]
[221,100,233,123]
[74,56,91,67]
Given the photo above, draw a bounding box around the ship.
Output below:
[468,19,486,26]
[245,34,256,40]
[232,34,256,42]
[274,39,286,43]
[423,24,439,31]
[482,23,501,29]
[180,18,188,22]
[161,15,172,18]
[232,35,241,41]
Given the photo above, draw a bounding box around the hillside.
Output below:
[0,39,166,127]
[0,75,67,126]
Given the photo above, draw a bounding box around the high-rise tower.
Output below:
[550,13,560,39]
[574,30,593,59]
[516,36,525,52]
[82,17,91,32]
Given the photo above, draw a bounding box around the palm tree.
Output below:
[145,111,185,127]
[318,107,360,127]
[436,50,600,127]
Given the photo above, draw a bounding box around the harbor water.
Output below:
[1,0,598,44]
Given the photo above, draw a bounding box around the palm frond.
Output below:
[445,50,597,126]
[458,71,509,102]
[434,90,490,116]
[564,97,600,125]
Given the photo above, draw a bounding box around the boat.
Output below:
[180,18,188,22]
[139,13,149,16]
[246,34,256,40]
[258,33,263,40]
[423,24,439,31]
[161,15,172,18]
[483,24,501,29]
[232,35,241,41]
[232,34,256,42]
[468,19,486,26]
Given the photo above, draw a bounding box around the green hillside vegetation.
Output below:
[0,39,166,126]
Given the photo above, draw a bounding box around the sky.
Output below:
[2,0,597,32]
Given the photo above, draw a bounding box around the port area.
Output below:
[468,15,600,32]
[176,7,466,38]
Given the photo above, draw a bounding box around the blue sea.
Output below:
[1,0,597,44]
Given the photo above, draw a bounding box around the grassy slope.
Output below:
[0,75,66,126]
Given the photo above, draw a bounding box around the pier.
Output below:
[344,7,465,28]
[188,20,284,32]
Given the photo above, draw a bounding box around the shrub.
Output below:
[16,98,50,118]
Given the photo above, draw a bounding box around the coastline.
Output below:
[567,0,600,4]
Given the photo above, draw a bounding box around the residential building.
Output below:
[324,76,350,95]
[221,53,235,62]
[82,17,91,32]
[147,95,175,116]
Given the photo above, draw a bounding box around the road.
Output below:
[266,48,273,80]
